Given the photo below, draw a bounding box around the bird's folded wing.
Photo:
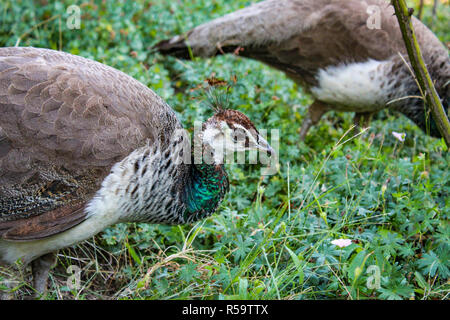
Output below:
[0,201,87,241]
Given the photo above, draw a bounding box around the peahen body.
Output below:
[0,47,273,298]
[155,0,449,139]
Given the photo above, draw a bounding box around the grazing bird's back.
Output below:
[156,0,449,138]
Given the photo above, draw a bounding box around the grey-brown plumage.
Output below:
[155,0,449,139]
[0,47,179,184]
[0,47,272,298]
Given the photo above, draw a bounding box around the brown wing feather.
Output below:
[0,128,11,158]
[0,202,86,241]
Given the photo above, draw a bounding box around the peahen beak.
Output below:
[257,134,274,156]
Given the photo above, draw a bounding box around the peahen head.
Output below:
[181,108,274,223]
[199,109,273,164]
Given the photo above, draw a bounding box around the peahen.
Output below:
[0,47,273,298]
[155,0,449,140]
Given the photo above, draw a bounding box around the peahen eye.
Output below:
[232,128,246,143]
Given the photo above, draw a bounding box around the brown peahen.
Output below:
[0,47,273,298]
[155,0,449,139]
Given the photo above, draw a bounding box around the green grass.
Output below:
[0,0,448,300]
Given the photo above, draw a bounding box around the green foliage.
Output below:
[0,0,448,300]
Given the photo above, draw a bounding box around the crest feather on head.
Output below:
[204,86,231,113]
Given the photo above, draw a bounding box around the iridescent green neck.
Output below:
[183,163,229,223]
